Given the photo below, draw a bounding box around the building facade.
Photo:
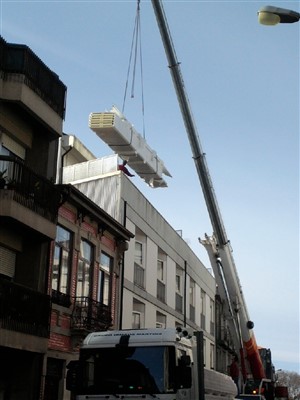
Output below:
[45,184,133,400]
[0,35,67,399]
[0,37,133,400]
[62,154,217,369]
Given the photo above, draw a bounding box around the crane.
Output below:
[151,0,266,386]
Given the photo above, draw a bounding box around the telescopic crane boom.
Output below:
[151,0,265,382]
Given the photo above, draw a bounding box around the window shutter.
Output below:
[0,246,16,278]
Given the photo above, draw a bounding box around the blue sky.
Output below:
[1,0,299,373]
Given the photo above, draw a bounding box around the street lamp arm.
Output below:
[258,5,300,25]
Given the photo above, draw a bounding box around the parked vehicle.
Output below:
[67,327,237,400]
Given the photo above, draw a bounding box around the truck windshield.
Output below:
[78,345,175,395]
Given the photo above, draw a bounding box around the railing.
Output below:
[0,278,51,338]
[0,155,63,223]
[71,297,112,332]
[0,35,66,118]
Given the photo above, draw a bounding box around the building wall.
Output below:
[0,35,66,400]
[63,154,217,369]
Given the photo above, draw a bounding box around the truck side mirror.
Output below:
[180,354,191,366]
[66,360,80,391]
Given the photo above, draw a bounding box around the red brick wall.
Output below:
[48,331,72,352]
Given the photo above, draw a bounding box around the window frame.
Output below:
[98,251,113,306]
[51,225,73,306]
[76,238,94,298]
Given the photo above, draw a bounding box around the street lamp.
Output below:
[258,5,300,25]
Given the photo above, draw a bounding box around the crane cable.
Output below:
[122,0,146,138]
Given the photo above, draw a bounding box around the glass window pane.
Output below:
[52,245,60,291]
[135,242,143,265]
[56,226,71,248]
[103,274,109,305]
[100,252,110,272]
[60,249,69,293]
[77,260,84,297]
[81,240,92,261]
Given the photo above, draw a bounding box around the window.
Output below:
[157,250,166,303]
[76,239,93,298]
[157,260,164,282]
[156,311,166,328]
[0,140,25,183]
[98,252,112,306]
[175,266,183,313]
[134,241,144,288]
[132,312,141,329]
[210,299,215,336]
[132,298,145,329]
[201,290,206,329]
[135,242,143,266]
[189,278,195,322]
[0,245,16,279]
[52,226,72,305]
[157,261,165,303]
[210,343,215,369]
[189,278,195,306]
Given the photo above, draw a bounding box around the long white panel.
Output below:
[89,106,171,188]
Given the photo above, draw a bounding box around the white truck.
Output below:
[67,327,237,400]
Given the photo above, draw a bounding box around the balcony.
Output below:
[0,278,51,338]
[0,156,64,237]
[0,35,66,119]
[71,297,112,333]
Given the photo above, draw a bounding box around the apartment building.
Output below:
[62,153,217,368]
[0,35,67,398]
[0,37,133,400]
[45,183,133,400]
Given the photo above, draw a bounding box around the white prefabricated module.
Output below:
[89,106,172,188]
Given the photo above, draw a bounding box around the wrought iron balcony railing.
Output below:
[0,278,51,338]
[71,296,112,332]
[0,155,64,223]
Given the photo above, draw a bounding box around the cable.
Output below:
[122,0,146,138]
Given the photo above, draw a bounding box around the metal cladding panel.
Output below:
[89,107,172,188]
[63,155,118,183]
[74,176,122,223]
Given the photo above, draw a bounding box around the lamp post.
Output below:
[258,5,300,25]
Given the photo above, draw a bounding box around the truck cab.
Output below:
[67,328,237,400]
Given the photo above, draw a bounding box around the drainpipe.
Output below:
[56,135,73,184]
[119,200,127,329]
[184,260,187,327]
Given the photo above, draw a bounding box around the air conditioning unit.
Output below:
[89,106,172,188]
